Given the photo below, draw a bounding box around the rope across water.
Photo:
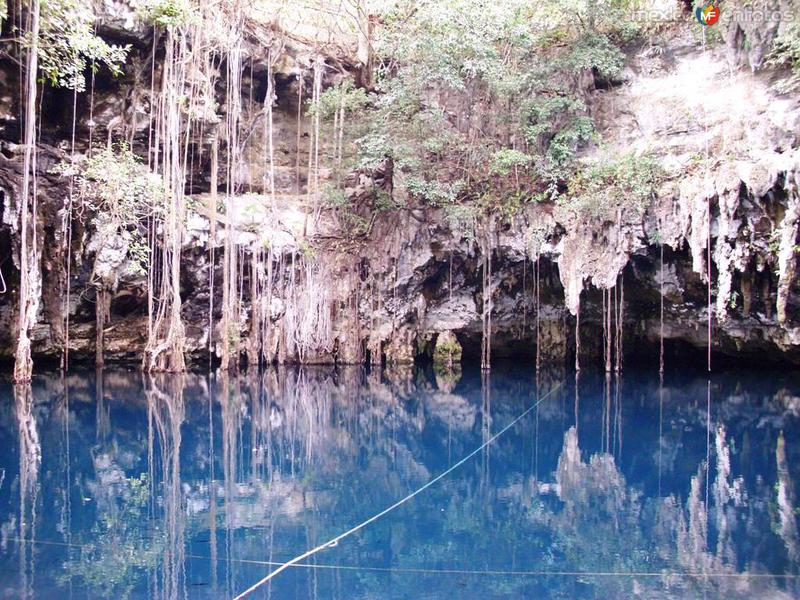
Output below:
[233,381,563,599]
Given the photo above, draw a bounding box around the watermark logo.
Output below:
[695,1,721,26]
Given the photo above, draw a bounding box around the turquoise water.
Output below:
[0,366,799,599]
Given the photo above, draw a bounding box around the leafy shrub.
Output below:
[490,149,533,176]
[53,144,164,273]
[406,178,464,206]
[311,80,370,120]
[37,0,128,91]
[443,203,479,240]
[566,32,625,78]
[767,24,800,92]
[560,153,661,218]
[140,0,196,28]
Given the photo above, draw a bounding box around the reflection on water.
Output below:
[0,367,799,599]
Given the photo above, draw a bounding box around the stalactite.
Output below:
[13,0,41,383]
[448,249,453,304]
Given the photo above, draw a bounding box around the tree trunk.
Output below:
[356,0,373,88]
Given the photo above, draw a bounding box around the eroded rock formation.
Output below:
[0,3,798,369]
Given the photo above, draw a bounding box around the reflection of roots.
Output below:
[14,384,40,600]
[14,385,41,496]
[145,375,186,600]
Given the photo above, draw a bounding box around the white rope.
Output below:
[9,537,800,581]
[221,556,800,580]
[233,381,563,599]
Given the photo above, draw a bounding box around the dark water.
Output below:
[1,366,799,599]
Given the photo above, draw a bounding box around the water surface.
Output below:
[1,366,799,599]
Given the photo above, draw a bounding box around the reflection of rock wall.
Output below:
[3,369,800,598]
[550,421,799,599]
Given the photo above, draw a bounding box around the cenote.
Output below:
[1,365,799,599]
[3,0,800,598]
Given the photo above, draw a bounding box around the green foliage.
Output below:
[372,187,397,211]
[358,0,637,212]
[767,24,800,92]
[227,322,240,349]
[521,95,596,170]
[53,144,164,273]
[37,0,128,91]
[432,332,463,365]
[56,144,163,224]
[547,116,596,166]
[299,239,316,260]
[356,131,393,171]
[62,473,163,599]
[406,177,464,206]
[323,184,350,209]
[140,0,196,28]
[443,203,479,240]
[490,149,533,176]
[560,152,662,218]
[363,0,551,201]
[312,79,370,120]
[565,31,625,78]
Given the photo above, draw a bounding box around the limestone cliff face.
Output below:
[0,5,798,369]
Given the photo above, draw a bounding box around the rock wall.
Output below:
[0,7,799,369]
